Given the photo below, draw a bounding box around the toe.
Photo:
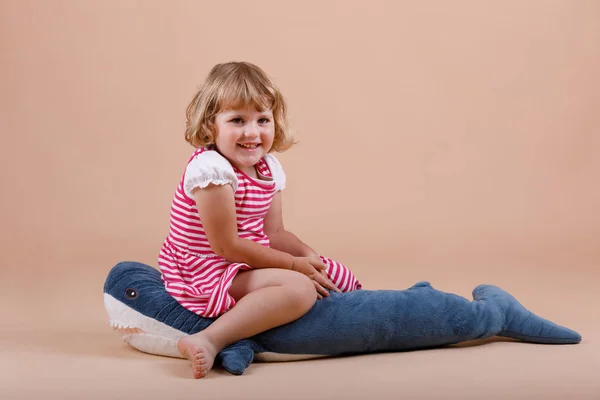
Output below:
[196,354,208,363]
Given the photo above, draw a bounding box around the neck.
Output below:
[239,165,258,178]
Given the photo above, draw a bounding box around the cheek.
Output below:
[216,129,239,144]
[263,126,275,139]
[261,134,274,146]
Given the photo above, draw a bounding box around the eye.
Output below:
[258,118,271,124]
[230,118,243,124]
[125,288,138,299]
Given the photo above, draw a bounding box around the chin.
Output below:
[234,155,263,168]
[239,151,266,161]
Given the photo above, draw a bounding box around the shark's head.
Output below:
[103,261,192,333]
[104,261,165,315]
[103,261,202,358]
[103,261,212,333]
[103,261,258,372]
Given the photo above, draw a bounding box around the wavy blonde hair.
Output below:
[184,62,294,152]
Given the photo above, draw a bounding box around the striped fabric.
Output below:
[158,147,361,318]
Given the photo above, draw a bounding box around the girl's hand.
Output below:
[291,256,342,299]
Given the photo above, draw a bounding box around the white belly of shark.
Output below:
[104,293,324,362]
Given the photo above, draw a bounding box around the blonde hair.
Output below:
[184,62,294,152]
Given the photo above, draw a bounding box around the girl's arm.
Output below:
[263,192,318,258]
[193,184,295,269]
[197,185,340,294]
[194,182,340,297]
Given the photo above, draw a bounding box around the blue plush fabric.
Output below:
[104,261,581,375]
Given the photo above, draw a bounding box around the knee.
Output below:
[286,273,317,311]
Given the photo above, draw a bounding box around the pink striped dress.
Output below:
[158,146,361,318]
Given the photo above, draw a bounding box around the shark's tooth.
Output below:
[109,319,140,332]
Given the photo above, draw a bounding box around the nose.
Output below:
[244,121,260,138]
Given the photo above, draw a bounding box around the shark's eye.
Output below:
[125,288,138,299]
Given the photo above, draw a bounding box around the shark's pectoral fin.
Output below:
[217,340,255,375]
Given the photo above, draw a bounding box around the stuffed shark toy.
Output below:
[103,261,581,375]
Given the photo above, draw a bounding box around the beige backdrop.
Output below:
[1,1,599,399]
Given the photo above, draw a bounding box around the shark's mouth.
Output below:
[103,293,326,363]
[108,321,144,335]
[104,293,186,358]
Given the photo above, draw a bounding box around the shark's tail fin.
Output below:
[472,284,581,344]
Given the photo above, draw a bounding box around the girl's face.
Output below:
[213,105,275,174]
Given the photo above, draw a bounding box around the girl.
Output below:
[158,61,362,379]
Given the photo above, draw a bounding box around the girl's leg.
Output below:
[177,269,316,378]
[319,256,362,292]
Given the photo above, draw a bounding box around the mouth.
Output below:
[237,143,261,150]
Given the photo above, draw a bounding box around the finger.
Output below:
[317,281,330,297]
[310,258,327,271]
[315,262,337,291]
[326,277,342,293]
[327,274,343,293]
[317,272,342,293]
[315,274,340,293]
[314,280,329,297]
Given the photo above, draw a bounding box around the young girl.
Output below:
[158,61,362,378]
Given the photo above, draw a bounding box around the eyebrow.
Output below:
[226,111,273,117]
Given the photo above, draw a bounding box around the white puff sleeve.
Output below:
[264,154,287,191]
[183,150,238,197]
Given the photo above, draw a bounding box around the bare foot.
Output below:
[177,334,218,379]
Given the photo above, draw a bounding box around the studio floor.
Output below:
[2,257,598,400]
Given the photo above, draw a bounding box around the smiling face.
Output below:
[213,105,275,175]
